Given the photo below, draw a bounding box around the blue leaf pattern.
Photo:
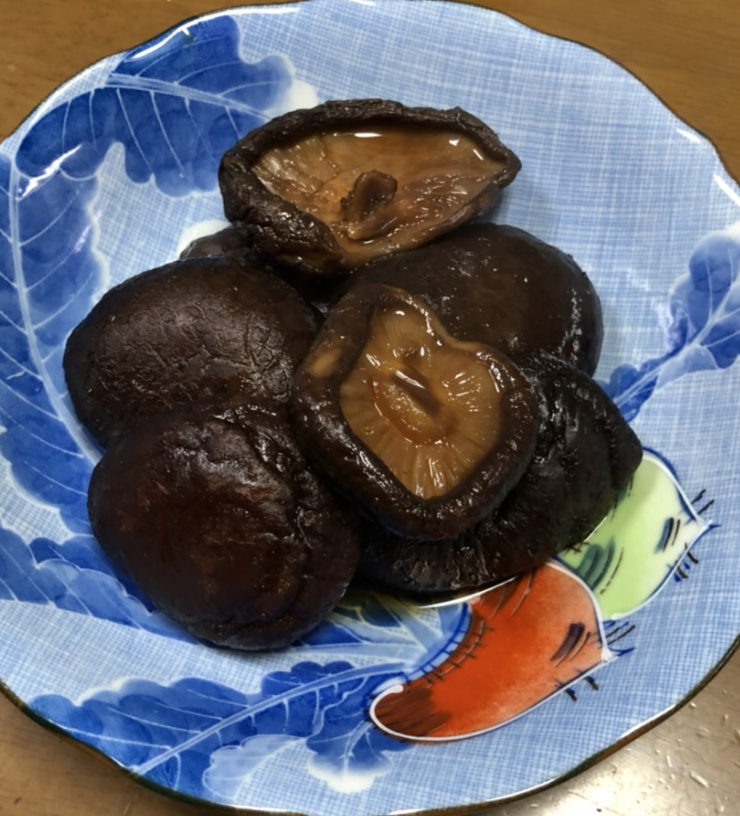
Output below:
[34,665,409,797]
[299,590,469,663]
[31,590,469,800]
[0,523,186,639]
[0,16,296,531]
[16,18,287,194]
[605,224,740,419]
[0,149,94,530]
[0,18,299,631]
[0,5,735,809]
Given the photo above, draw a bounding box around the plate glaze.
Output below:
[0,1,740,813]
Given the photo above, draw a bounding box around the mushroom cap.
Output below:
[88,400,360,650]
[291,284,539,540]
[219,99,521,276]
[350,222,603,376]
[357,354,643,594]
[64,256,317,447]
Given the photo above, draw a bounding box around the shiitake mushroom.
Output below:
[64,256,317,447]
[219,99,521,276]
[88,400,360,650]
[61,85,643,654]
[179,227,343,320]
[291,284,539,540]
[357,354,643,595]
[179,226,250,260]
[350,223,603,375]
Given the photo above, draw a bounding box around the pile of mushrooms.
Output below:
[64,99,641,650]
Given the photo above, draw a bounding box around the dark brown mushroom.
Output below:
[219,99,521,276]
[349,223,603,375]
[88,400,360,651]
[179,226,250,260]
[357,354,643,594]
[291,284,539,540]
[178,227,341,320]
[64,256,317,447]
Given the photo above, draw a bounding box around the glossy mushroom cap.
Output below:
[357,354,643,594]
[291,284,539,539]
[64,256,317,447]
[220,99,520,276]
[350,223,603,375]
[88,401,360,650]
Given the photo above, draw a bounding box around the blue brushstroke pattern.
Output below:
[0,524,185,638]
[0,16,291,531]
[605,228,740,419]
[0,14,295,633]
[33,665,409,800]
[16,17,287,193]
[29,597,469,800]
[0,149,94,531]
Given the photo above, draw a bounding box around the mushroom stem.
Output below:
[341,170,398,240]
[392,368,445,419]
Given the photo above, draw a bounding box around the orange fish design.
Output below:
[370,563,611,740]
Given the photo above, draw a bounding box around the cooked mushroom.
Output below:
[179,227,340,320]
[357,354,643,594]
[64,256,317,447]
[291,284,538,539]
[179,226,250,260]
[219,99,521,275]
[88,400,360,650]
[350,223,603,375]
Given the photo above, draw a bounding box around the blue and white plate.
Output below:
[1,1,739,813]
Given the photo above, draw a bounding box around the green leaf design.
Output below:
[560,450,711,620]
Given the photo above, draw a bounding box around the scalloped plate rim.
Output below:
[0,1,739,814]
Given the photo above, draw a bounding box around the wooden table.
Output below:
[0,1,739,814]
